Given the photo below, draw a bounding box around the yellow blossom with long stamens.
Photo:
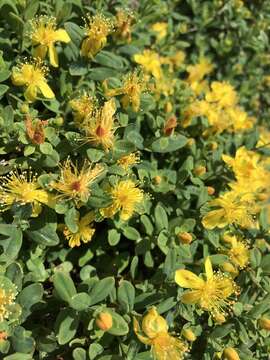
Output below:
[134,307,187,360]
[175,257,239,321]
[11,59,54,102]
[29,16,71,67]
[63,211,96,248]
[134,50,162,79]
[69,93,97,127]
[81,13,114,59]
[104,71,147,112]
[117,152,140,171]
[223,233,250,269]
[202,190,258,230]
[50,159,104,204]
[101,179,144,220]
[0,168,53,216]
[205,81,238,108]
[84,99,117,151]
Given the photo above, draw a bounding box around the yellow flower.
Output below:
[0,279,17,322]
[205,81,238,108]
[104,71,147,112]
[0,168,53,216]
[227,107,254,132]
[117,152,140,171]
[69,93,97,127]
[81,13,114,59]
[223,234,249,269]
[161,51,186,72]
[134,307,187,360]
[186,58,213,84]
[50,159,103,204]
[202,191,258,230]
[101,179,144,220]
[175,257,239,320]
[63,212,95,248]
[84,99,117,151]
[29,15,71,67]
[151,22,168,41]
[257,126,270,149]
[114,9,134,43]
[134,50,162,79]
[11,59,54,102]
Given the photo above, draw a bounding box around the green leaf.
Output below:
[73,348,87,360]
[117,280,135,313]
[55,308,79,345]
[88,277,115,305]
[108,229,121,246]
[151,134,188,153]
[70,293,91,311]
[106,309,129,336]
[94,51,125,69]
[154,204,168,231]
[88,343,103,360]
[123,227,141,241]
[65,207,79,233]
[17,283,43,321]
[26,224,59,247]
[3,354,33,360]
[0,84,8,98]
[11,327,35,354]
[53,271,77,303]
[0,224,22,262]
[88,67,119,81]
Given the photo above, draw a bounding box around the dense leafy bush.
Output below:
[0,0,270,359]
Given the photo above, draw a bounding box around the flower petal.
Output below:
[181,290,202,304]
[202,209,227,229]
[48,44,58,67]
[37,80,55,99]
[175,269,204,289]
[34,45,48,60]
[204,256,213,280]
[54,29,71,43]
[24,84,38,102]
[11,71,27,86]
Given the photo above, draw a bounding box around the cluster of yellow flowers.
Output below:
[202,146,270,230]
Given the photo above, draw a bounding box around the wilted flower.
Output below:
[25,114,47,145]
[51,159,103,204]
[175,257,239,321]
[101,179,144,220]
[63,211,95,248]
[163,116,177,136]
[0,168,53,216]
[134,307,187,360]
[81,13,114,58]
[29,15,71,67]
[114,9,134,43]
[11,59,54,102]
[84,99,117,151]
[104,71,147,112]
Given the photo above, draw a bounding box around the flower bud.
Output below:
[177,232,193,244]
[95,312,113,331]
[142,307,168,339]
[0,332,8,342]
[187,138,195,147]
[223,347,240,360]
[164,101,173,113]
[194,165,206,176]
[153,175,162,185]
[182,328,196,342]
[221,262,238,275]
[259,317,270,330]
[213,312,226,324]
[54,117,64,126]
[20,103,29,114]
[207,186,215,195]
